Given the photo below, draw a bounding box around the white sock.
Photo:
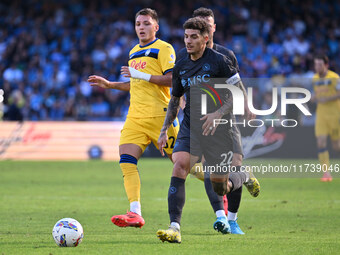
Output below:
[245,172,249,182]
[242,167,250,182]
[170,222,180,230]
[216,209,226,218]
[227,211,237,221]
[130,201,141,216]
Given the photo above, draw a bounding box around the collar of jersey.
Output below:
[139,38,158,48]
[189,47,209,62]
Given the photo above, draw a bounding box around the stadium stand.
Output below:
[1,0,339,121]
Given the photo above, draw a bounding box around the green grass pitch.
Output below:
[0,159,340,254]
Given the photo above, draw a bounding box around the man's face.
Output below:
[184,29,208,55]
[135,15,159,43]
[200,16,216,42]
[314,59,328,75]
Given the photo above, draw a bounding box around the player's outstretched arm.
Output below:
[121,66,172,87]
[87,75,130,91]
[158,96,180,156]
[149,72,172,87]
[317,90,340,103]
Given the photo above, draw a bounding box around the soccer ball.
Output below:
[52,218,84,247]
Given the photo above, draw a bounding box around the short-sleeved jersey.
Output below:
[176,43,240,72]
[313,70,340,115]
[127,38,175,118]
[172,47,239,125]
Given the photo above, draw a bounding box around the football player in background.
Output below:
[313,54,340,182]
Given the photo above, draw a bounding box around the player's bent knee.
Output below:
[210,173,227,183]
[211,181,227,196]
[119,144,142,159]
[316,136,327,149]
[332,141,340,152]
[173,160,190,179]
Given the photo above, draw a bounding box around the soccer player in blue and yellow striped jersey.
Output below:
[88,8,178,227]
[313,55,340,182]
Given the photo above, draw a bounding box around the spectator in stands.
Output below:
[3,90,24,121]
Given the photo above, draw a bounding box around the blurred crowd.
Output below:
[1,0,340,123]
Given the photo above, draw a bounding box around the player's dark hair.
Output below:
[193,7,215,20]
[314,54,329,65]
[135,8,159,23]
[183,17,210,36]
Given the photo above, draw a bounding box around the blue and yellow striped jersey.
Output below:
[127,38,175,118]
[313,70,340,114]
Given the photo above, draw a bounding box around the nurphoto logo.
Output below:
[201,84,312,128]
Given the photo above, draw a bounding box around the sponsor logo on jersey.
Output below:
[181,74,211,88]
[130,59,146,70]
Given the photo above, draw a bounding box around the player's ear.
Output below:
[204,34,209,43]
[154,23,159,33]
[213,23,216,33]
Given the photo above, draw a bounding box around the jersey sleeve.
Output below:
[171,64,184,97]
[228,50,240,72]
[158,44,176,75]
[175,48,187,64]
[220,55,241,85]
[332,73,340,90]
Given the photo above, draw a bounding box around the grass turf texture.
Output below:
[0,159,340,255]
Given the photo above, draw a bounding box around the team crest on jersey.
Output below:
[203,63,210,71]
[145,49,151,56]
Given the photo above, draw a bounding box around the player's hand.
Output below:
[121,66,131,78]
[87,75,110,89]
[180,96,186,110]
[200,111,223,136]
[157,131,168,156]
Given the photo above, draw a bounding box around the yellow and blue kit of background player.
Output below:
[313,70,340,140]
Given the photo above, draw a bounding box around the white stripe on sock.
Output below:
[227,211,237,221]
